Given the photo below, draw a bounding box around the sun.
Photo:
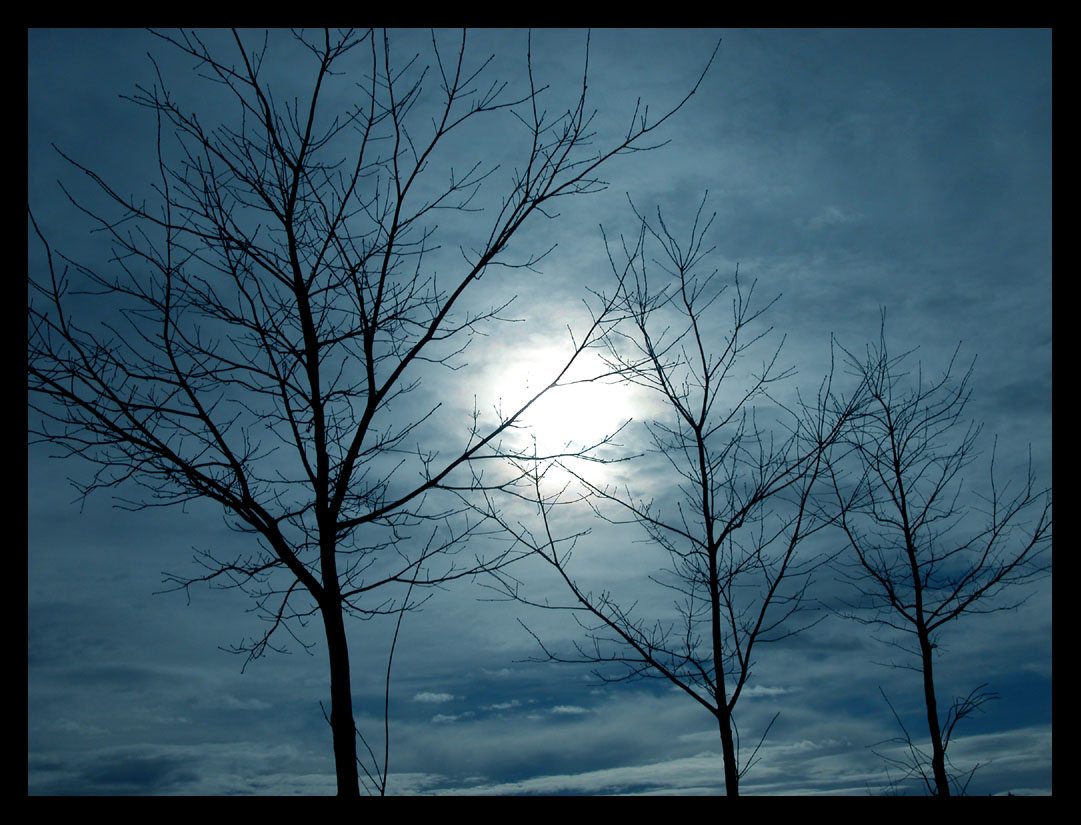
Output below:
[481,341,639,463]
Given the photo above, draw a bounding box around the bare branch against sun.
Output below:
[28,28,718,796]
[477,196,865,796]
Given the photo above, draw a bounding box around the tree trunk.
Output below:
[323,600,361,797]
[919,632,950,796]
[717,706,740,796]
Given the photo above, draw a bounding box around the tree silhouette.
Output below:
[827,324,1052,796]
[481,197,862,795]
[28,28,716,795]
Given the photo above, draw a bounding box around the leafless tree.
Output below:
[28,29,715,796]
[481,197,863,795]
[827,324,1052,796]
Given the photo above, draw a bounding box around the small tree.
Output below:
[483,198,862,795]
[827,325,1052,796]
[28,28,715,795]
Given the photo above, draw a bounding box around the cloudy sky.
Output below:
[28,29,1051,795]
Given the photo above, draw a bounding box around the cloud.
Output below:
[482,700,522,711]
[741,685,797,698]
[432,712,475,724]
[28,742,336,796]
[412,691,455,704]
[550,705,589,715]
[198,694,273,711]
[429,751,728,795]
[806,204,858,230]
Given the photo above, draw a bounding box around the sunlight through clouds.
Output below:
[480,343,649,466]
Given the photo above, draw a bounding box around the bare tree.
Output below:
[827,324,1052,796]
[28,29,715,796]
[482,198,862,795]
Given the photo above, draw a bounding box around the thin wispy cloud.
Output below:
[550,705,590,716]
[412,692,456,704]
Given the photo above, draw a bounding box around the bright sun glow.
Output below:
[482,343,640,463]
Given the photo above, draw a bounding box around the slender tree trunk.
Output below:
[919,631,950,796]
[717,705,740,796]
[323,599,361,797]
[896,457,950,797]
[709,524,739,795]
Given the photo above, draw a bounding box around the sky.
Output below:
[28,29,1051,796]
